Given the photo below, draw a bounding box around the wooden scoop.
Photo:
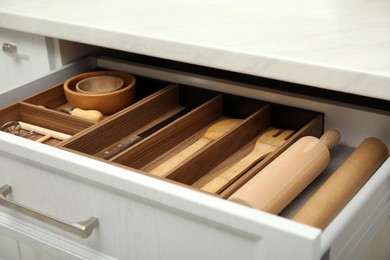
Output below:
[229,130,341,214]
[149,118,242,177]
[292,137,389,229]
[201,129,295,194]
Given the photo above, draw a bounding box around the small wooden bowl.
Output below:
[76,76,124,94]
[64,71,136,115]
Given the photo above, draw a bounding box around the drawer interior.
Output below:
[0,67,325,208]
[0,73,169,145]
[53,69,323,198]
[0,101,93,146]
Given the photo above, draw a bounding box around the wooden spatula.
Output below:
[200,129,295,194]
[149,118,242,177]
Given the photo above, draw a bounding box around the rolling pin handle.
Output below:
[320,129,341,150]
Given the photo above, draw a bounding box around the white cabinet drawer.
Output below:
[0,57,389,260]
[0,28,54,94]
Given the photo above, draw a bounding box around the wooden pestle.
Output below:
[228,130,341,214]
[292,137,389,229]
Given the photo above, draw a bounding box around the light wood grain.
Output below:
[36,134,52,143]
[200,129,294,194]
[18,121,71,140]
[170,105,270,185]
[292,137,389,229]
[149,118,242,177]
[113,95,224,169]
[228,130,340,214]
[219,114,324,199]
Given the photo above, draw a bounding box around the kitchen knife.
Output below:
[94,108,191,160]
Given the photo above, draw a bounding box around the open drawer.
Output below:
[0,56,389,260]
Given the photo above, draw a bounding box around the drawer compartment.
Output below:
[0,72,170,145]
[0,56,389,260]
[0,101,93,146]
[60,84,217,158]
[60,79,323,197]
[0,58,324,198]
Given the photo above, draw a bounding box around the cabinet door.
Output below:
[19,242,68,260]
[0,233,20,260]
[0,28,52,93]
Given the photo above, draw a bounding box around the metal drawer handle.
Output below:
[2,43,17,54]
[2,42,29,59]
[0,184,99,238]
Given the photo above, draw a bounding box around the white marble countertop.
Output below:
[1,0,390,101]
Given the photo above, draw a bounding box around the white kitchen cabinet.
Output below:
[0,28,56,94]
[0,232,20,260]
[0,57,389,260]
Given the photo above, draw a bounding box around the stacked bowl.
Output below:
[64,71,137,115]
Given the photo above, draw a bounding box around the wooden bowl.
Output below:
[64,71,136,115]
[76,76,124,94]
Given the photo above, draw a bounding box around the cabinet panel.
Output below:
[0,232,20,260]
[19,242,61,260]
[0,28,52,93]
[0,137,320,259]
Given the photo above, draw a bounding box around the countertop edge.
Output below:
[1,11,389,101]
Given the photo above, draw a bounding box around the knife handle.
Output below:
[95,135,142,160]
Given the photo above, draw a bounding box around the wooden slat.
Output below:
[62,85,181,154]
[166,105,270,185]
[112,95,224,168]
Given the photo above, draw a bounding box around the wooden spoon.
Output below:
[201,129,295,194]
[149,118,242,177]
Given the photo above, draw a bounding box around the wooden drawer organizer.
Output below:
[0,73,169,146]
[0,69,323,198]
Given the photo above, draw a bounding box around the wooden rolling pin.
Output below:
[228,129,341,214]
[200,129,294,194]
[292,137,389,229]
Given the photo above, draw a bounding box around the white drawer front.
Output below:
[0,28,52,93]
[0,134,320,260]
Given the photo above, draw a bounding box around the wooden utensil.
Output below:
[35,134,53,143]
[292,137,389,229]
[18,121,71,141]
[149,118,242,177]
[70,108,103,122]
[229,129,341,214]
[200,129,295,194]
[38,105,104,122]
